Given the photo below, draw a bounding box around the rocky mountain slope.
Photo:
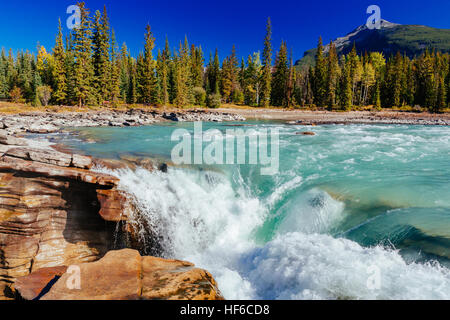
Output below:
[296,19,450,69]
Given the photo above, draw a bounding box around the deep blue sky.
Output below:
[1,0,450,62]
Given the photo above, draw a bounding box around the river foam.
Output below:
[96,165,450,300]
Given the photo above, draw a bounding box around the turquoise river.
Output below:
[36,121,450,299]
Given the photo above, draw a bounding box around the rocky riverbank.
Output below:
[1,108,448,137]
[214,108,450,125]
[0,108,246,135]
[0,129,223,300]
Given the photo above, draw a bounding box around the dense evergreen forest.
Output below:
[0,2,449,112]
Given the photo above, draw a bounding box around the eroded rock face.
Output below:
[15,249,223,300]
[0,131,223,301]
[0,136,128,299]
[14,266,67,300]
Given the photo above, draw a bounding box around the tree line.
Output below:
[0,2,449,111]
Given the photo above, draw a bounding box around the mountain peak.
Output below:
[296,20,450,68]
[328,20,400,53]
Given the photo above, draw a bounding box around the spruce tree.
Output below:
[71,2,96,106]
[220,57,232,102]
[287,49,296,107]
[271,41,289,107]
[162,37,172,105]
[205,49,220,95]
[92,6,112,103]
[6,49,16,91]
[52,18,67,104]
[127,58,137,104]
[173,38,191,107]
[260,17,272,107]
[190,45,204,89]
[313,37,327,107]
[326,41,339,109]
[137,24,157,105]
[436,75,447,112]
[110,29,121,104]
[0,49,8,99]
[341,58,353,110]
[119,43,130,102]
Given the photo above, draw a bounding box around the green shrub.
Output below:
[207,93,222,108]
[193,87,206,106]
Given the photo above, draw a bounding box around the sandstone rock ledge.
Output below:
[15,249,223,300]
[0,130,223,300]
[0,131,130,299]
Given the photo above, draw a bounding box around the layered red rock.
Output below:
[15,249,223,300]
[96,189,130,221]
[14,266,67,300]
[0,138,128,299]
[0,132,222,301]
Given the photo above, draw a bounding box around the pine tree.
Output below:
[260,17,272,107]
[306,66,314,106]
[119,43,130,102]
[313,37,327,107]
[436,75,447,112]
[341,57,353,110]
[206,49,220,94]
[220,57,232,102]
[18,51,34,101]
[392,52,403,107]
[110,29,121,104]
[0,49,8,99]
[161,37,171,105]
[127,58,137,104]
[287,49,296,107]
[52,18,67,104]
[326,41,339,109]
[6,49,16,91]
[173,38,191,107]
[190,45,204,89]
[71,2,96,106]
[271,41,289,107]
[92,6,111,103]
[415,50,436,110]
[229,45,239,100]
[137,24,157,104]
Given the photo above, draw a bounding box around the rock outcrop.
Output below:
[15,249,223,300]
[0,133,128,299]
[0,130,223,301]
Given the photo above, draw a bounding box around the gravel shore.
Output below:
[0,108,448,135]
[214,108,450,126]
